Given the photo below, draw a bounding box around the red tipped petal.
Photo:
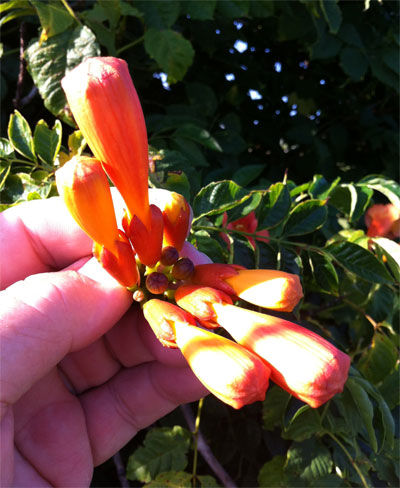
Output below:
[213,304,350,408]
[190,263,244,296]
[175,285,232,327]
[128,205,164,266]
[143,299,196,348]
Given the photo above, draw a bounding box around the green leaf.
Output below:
[350,372,395,450]
[144,29,194,83]
[33,119,62,166]
[193,181,249,220]
[126,426,190,483]
[366,285,395,322]
[372,237,400,282]
[258,456,287,488]
[186,82,217,117]
[357,176,400,208]
[0,161,12,191]
[0,5,35,27]
[340,47,369,81]
[137,0,180,29]
[283,406,322,442]
[173,124,222,152]
[0,0,31,14]
[329,184,372,222]
[67,130,86,156]
[338,23,364,49]
[262,385,291,431]
[286,438,333,483]
[319,0,342,34]
[98,0,121,30]
[308,175,340,200]
[327,241,394,284]
[182,0,216,20]
[357,331,398,384]
[346,378,378,453]
[191,231,225,263]
[311,29,342,60]
[25,25,100,125]
[216,0,249,18]
[30,0,75,38]
[283,200,327,236]
[308,251,339,293]
[8,110,36,161]
[0,137,15,158]
[258,183,292,229]
[232,164,265,187]
[145,471,192,487]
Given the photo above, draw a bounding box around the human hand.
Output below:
[0,193,209,487]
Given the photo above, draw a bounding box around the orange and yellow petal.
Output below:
[56,156,119,254]
[173,320,270,409]
[225,269,303,312]
[62,57,150,229]
[212,303,350,408]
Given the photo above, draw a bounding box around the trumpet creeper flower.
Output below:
[62,57,151,230]
[143,299,270,409]
[365,203,400,239]
[191,264,303,311]
[221,211,269,250]
[212,303,350,408]
[56,156,139,287]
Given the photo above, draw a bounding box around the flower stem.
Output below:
[325,431,370,488]
[117,35,145,55]
[60,0,81,24]
[191,398,203,487]
[180,403,237,488]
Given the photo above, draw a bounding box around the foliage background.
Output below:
[1,1,399,487]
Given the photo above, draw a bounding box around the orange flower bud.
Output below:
[126,205,164,267]
[191,265,302,311]
[175,285,233,328]
[143,300,270,409]
[143,299,196,348]
[62,57,151,229]
[225,269,303,312]
[151,190,190,250]
[93,234,139,288]
[212,304,350,408]
[56,156,119,254]
[190,263,244,296]
[365,204,400,239]
[172,321,270,409]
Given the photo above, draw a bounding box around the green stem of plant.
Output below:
[325,432,370,488]
[117,35,145,55]
[192,398,204,487]
[60,0,81,24]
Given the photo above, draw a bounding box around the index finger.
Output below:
[0,197,92,289]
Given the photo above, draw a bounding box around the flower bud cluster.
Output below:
[57,55,351,412]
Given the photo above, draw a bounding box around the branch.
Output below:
[181,404,238,488]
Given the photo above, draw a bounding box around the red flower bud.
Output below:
[127,204,164,267]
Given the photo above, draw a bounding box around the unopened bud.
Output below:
[146,272,168,294]
[160,246,179,266]
[171,258,194,280]
[133,288,146,302]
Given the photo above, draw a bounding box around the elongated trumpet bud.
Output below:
[212,304,350,408]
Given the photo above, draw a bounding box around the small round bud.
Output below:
[171,258,194,280]
[160,246,179,266]
[133,288,146,302]
[146,272,169,294]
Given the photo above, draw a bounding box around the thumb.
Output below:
[0,260,132,406]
